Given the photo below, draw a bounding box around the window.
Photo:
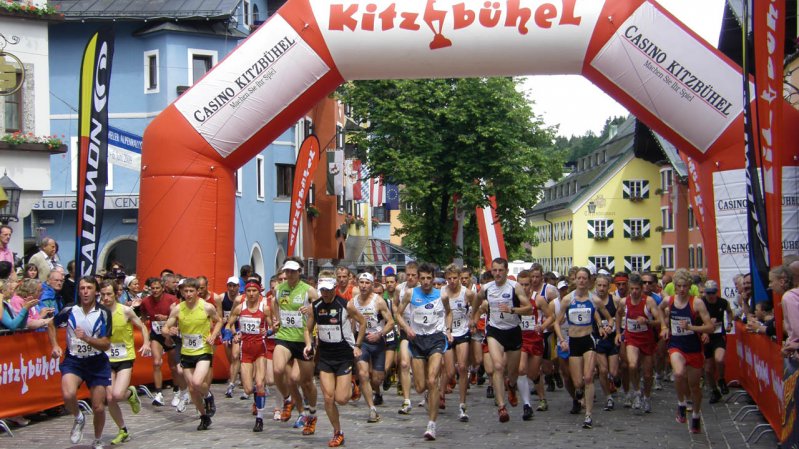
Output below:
[236,167,243,197]
[554,223,559,241]
[253,4,260,22]
[70,136,114,191]
[4,72,22,132]
[337,194,345,212]
[687,206,695,229]
[188,49,218,85]
[275,163,294,198]
[660,167,673,192]
[624,218,650,239]
[588,219,614,239]
[590,256,614,272]
[256,156,265,201]
[688,246,695,269]
[661,246,675,269]
[602,149,607,163]
[661,207,673,231]
[567,220,572,240]
[354,202,363,218]
[697,245,704,269]
[624,255,650,273]
[336,124,344,149]
[373,206,389,222]
[623,180,649,199]
[243,0,251,25]
[144,50,159,93]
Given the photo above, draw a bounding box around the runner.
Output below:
[352,272,394,422]
[439,264,476,422]
[614,273,666,414]
[659,269,715,433]
[227,279,275,432]
[528,264,560,402]
[99,280,152,445]
[304,271,366,447]
[396,262,453,440]
[612,272,633,407]
[380,274,400,394]
[553,267,614,429]
[700,280,733,403]
[394,261,420,414]
[221,277,243,399]
[334,265,360,402]
[139,277,186,407]
[162,278,223,431]
[272,259,320,434]
[592,273,621,411]
[47,276,110,449]
[459,268,483,386]
[515,269,553,420]
[641,272,667,391]
[475,257,533,423]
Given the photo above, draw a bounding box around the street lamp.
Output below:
[587,201,597,214]
[0,171,21,224]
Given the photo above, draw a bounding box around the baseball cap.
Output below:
[358,272,374,283]
[282,260,301,272]
[557,280,568,290]
[704,280,719,293]
[226,276,239,285]
[318,277,336,290]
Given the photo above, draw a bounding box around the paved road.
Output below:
[2,376,778,449]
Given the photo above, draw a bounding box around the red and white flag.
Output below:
[475,196,507,269]
[370,176,385,207]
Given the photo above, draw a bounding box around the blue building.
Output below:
[34,0,299,280]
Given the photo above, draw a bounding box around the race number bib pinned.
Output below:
[568,307,591,324]
[240,317,261,334]
[413,307,435,325]
[151,320,165,335]
[183,333,205,350]
[318,324,343,343]
[107,342,127,359]
[281,310,303,328]
[670,318,693,336]
[521,315,535,331]
[626,318,648,333]
[70,339,98,357]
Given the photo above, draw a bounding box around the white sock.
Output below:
[517,376,531,406]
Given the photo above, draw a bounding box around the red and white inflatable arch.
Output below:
[139,0,798,293]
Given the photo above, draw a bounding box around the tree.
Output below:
[338,78,562,268]
[554,116,627,165]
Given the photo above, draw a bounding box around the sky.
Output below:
[521,0,727,138]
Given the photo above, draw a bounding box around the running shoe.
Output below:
[176,391,189,413]
[469,371,477,385]
[439,395,446,410]
[545,375,555,392]
[127,386,141,414]
[110,428,130,445]
[273,408,282,421]
[225,382,235,398]
[418,391,428,408]
[623,392,633,408]
[197,415,211,431]
[676,405,688,424]
[293,413,308,429]
[709,389,722,404]
[574,388,584,401]
[522,404,534,421]
[506,380,518,407]
[486,385,495,399]
[459,404,469,422]
[604,397,614,411]
[152,391,165,407]
[690,417,701,434]
[367,407,381,423]
[398,400,412,415]
[373,393,384,406]
[93,439,104,449]
[583,415,593,429]
[537,399,549,412]
[351,381,361,402]
[240,392,250,400]
[719,379,729,395]
[643,397,652,414]
[654,375,663,391]
[632,393,642,410]
[303,415,318,435]
[70,413,85,444]
[554,372,564,388]
[424,421,436,441]
[498,405,510,423]
[397,382,404,396]
[281,400,294,422]
[477,374,486,386]
[204,393,216,417]
[171,391,181,407]
[328,431,345,447]
[253,417,264,433]
[569,399,581,415]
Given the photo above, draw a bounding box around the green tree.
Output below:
[338,78,562,268]
[554,116,627,165]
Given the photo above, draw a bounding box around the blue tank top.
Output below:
[408,287,445,335]
[668,297,701,353]
[566,294,595,327]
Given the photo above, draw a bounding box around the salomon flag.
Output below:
[75,30,114,277]
[370,176,385,207]
[287,135,321,257]
[476,196,507,269]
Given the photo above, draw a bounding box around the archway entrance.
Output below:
[102,237,137,273]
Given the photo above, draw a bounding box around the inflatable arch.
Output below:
[139,0,798,291]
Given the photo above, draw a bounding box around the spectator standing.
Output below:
[28,237,58,281]
[0,225,13,265]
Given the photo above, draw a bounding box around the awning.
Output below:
[342,236,415,268]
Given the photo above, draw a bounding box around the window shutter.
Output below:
[643,219,651,237]
[587,220,595,238]
[607,220,614,238]
[607,256,616,272]
[642,180,650,198]
[623,219,631,238]
[624,256,632,273]
[622,180,630,199]
[643,256,652,271]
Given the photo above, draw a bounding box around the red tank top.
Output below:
[239,304,267,344]
[624,296,654,344]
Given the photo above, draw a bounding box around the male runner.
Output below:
[221,277,243,399]
[592,273,621,411]
[641,272,666,390]
[381,274,400,393]
[527,264,560,401]
[516,269,553,419]
[439,264,476,421]
[394,261,420,414]
[700,280,733,403]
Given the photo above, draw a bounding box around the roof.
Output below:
[49,0,242,21]
[342,236,415,268]
[133,21,247,38]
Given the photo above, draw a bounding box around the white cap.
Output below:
[124,275,136,288]
[318,278,336,290]
[585,264,597,275]
[551,271,560,278]
[557,280,568,290]
[598,268,610,275]
[358,272,374,283]
[282,260,301,272]
[226,276,239,285]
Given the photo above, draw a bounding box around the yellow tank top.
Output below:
[179,299,213,356]
[107,305,135,362]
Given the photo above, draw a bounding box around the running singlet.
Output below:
[239,305,267,344]
[702,297,729,335]
[408,287,445,335]
[521,293,544,337]
[314,296,356,359]
[668,297,701,353]
[484,280,521,330]
[566,293,595,327]
[275,281,311,342]
[354,294,384,335]
[398,281,417,324]
[336,283,355,301]
[554,296,569,334]
[53,303,112,359]
[222,292,235,321]
[140,293,178,336]
[449,286,470,338]
[595,295,616,339]
[178,300,213,356]
[624,296,653,342]
[107,305,135,362]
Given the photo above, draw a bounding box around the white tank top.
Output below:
[398,281,417,323]
[485,280,521,330]
[354,293,383,335]
[448,286,470,337]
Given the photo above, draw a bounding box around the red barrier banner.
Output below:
[732,322,784,435]
[0,329,231,419]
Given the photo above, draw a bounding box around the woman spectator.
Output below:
[1,279,46,330]
[23,263,39,280]
[120,275,143,307]
[9,278,52,329]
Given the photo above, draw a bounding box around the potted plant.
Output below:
[630,232,645,241]
[371,217,380,226]
[655,225,664,232]
[355,217,365,229]
[344,214,355,226]
[1,132,66,152]
[306,205,320,219]
[593,233,608,241]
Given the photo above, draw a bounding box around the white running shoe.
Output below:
[70,413,85,444]
[152,391,165,406]
[176,390,189,413]
[424,421,436,440]
[171,391,180,407]
[93,438,104,449]
[458,404,469,422]
[632,393,642,410]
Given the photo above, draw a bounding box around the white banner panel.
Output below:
[713,169,749,302]
[313,0,602,80]
[174,16,330,158]
[784,166,799,257]
[591,2,746,153]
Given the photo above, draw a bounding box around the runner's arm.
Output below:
[512,283,533,316]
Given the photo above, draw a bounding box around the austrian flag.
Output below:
[370,176,385,207]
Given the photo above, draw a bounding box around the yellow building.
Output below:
[528,117,663,275]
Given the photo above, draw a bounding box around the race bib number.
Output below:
[183,333,205,350]
[318,324,342,343]
[151,320,165,335]
[70,339,98,357]
[240,317,261,334]
[223,310,231,320]
[106,342,127,359]
[713,321,723,334]
[670,318,693,336]
[521,315,535,331]
[281,310,303,328]
[363,313,378,331]
[568,307,591,324]
[414,307,436,325]
[626,318,648,333]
